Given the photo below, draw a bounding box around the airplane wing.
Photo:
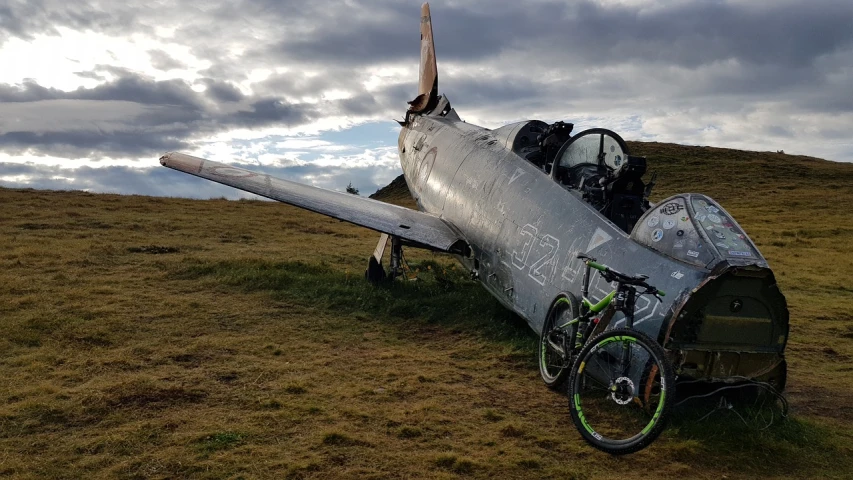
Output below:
[159,152,466,253]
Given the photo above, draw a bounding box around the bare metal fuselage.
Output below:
[398,105,788,385]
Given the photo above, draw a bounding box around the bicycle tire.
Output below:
[538,294,579,390]
[568,328,675,454]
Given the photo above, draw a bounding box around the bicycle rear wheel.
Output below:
[568,328,675,454]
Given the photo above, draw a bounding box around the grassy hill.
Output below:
[1,141,852,479]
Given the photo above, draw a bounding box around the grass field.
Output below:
[1,142,852,479]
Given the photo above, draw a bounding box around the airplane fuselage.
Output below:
[398,106,788,384]
[398,113,698,340]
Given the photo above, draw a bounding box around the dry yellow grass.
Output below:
[0,142,852,479]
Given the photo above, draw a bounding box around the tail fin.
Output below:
[407,3,438,114]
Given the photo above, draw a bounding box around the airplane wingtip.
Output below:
[159,152,205,174]
[159,152,174,166]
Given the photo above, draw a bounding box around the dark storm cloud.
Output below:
[0,73,201,107]
[240,1,510,66]
[0,130,190,158]
[72,75,204,107]
[199,79,244,103]
[0,0,144,44]
[228,0,853,71]
[74,70,107,82]
[5,0,852,70]
[0,80,58,102]
[0,69,322,157]
[147,50,185,71]
[181,0,853,128]
[227,99,310,128]
[501,1,853,69]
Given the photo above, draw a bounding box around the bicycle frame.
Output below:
[556,261,641,352]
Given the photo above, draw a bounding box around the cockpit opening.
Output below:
[494,121,657,233]
[550,128,653,233]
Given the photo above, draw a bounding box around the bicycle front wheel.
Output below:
[568,328,675,455]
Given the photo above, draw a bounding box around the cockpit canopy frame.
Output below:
[550,128,630,186]
[631,193,768,270]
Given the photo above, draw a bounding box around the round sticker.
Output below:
[713,230,726,240]
[652,229,664,242]
[663,219,676,230]
[660,203,682,215]
[676,230,685,237]
[707,214,721,223]
[647,216,660,228]
[716,242,729,249]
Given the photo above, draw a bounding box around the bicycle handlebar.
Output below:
[576,253,666,297]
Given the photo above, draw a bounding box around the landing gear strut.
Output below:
[365,233,404,284]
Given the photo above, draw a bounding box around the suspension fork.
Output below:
[574,263,595,350]
[616,285,637,373]
[581,263,592,302]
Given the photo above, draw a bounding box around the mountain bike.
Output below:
[538,253,675,454]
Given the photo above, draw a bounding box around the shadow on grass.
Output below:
[665,397,853,477]
[170,257,535,351]
[169,257,853,476]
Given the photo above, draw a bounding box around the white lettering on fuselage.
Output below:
[511,224,537,269]
[613,295,661,328]
[510,223,561,285]
[508,168,525,185]
[586,228,613,252]
[560,238,586,284]
[528,235,559,285]
[508,223,663,320]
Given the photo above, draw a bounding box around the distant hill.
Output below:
[370,140,852,207]
[369,172,412,206]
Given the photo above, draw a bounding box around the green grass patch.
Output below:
[171,258,533,349]
[195,432,245,454]
[668,408,853,476]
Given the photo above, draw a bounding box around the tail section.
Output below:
[407,3,438,114]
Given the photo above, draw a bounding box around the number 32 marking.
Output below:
[511,224,560,285]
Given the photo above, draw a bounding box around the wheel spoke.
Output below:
[569,328,674,455]
[538,296,579,390]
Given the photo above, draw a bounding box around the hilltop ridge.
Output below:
[370,140,850,205]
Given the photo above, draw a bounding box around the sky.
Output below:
[1,0,852,198]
